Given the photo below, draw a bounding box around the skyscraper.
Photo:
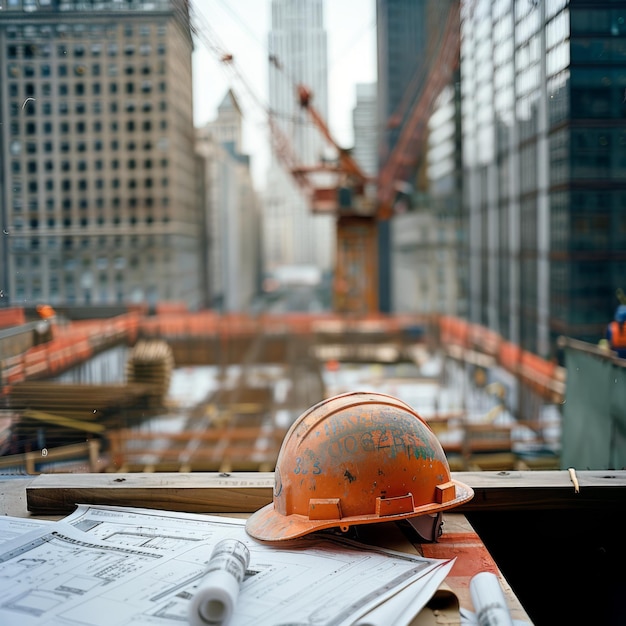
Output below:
[263,0,334,275]
[352,83,378,179]
[461,0,626,357]
[0,0,202,308]
[376,0,429,312]
[376,0,458,314]
[196,90,262,312]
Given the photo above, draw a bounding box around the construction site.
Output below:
[1,304,625,626]
[0,305,565,475]
[2,2,626,624]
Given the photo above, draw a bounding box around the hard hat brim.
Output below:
[245,480,474,542]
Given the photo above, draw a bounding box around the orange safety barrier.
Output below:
[439,315,470,347]
[155,301,189,315]
[519,350,556,391]
[469,325,501,355]
[0,307,26,329]
[498,340,522,372]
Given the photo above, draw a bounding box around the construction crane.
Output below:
[189,1,460,315]
[376,1,461,220]
[188,4,379,313]
[289,2,460,313]
[291,84,379,314]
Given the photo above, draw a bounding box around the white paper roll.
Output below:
[188,539,250,626]
[469,571,514,626]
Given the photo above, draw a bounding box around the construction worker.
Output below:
[606,303,626,358]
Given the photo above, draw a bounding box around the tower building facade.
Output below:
[263,0,334,275]
[0,0,202,308]
[461,0,626,356]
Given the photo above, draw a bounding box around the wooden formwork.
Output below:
[107,425,288,473]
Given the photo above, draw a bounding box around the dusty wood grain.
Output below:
[23,470,626,514]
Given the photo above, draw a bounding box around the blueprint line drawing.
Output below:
[0,506,453,626]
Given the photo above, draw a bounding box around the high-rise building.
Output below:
[352,83,378,179]
[0,0,203,308]
[196,90,262,312]
[263,0,334,275]
[461,0,626,357]
[376,0,460,314]
[376,0,429,312]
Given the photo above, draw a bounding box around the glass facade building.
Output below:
[376,0,429,312]
[461,0,626,358]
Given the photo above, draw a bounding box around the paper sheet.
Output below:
[0,516,52,546]
[0,504,453,626]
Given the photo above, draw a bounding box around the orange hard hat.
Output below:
[246,391,473,542]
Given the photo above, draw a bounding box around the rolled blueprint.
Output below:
[469,571,514,626]
[189,538,250,626]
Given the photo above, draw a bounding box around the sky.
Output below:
[190,0,377,189]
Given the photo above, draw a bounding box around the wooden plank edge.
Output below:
[25,470,626,515]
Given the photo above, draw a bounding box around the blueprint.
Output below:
[0,505,453,626]
[0,516,52,546]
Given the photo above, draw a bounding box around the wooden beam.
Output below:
[25,470,626,515]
